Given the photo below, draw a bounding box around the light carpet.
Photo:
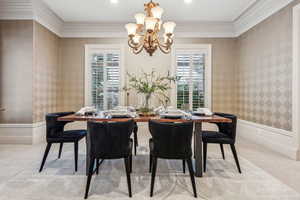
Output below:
[0,135,299,200]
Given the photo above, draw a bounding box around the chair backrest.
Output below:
[214,112,237,142]
[87,120,134,159]
[45,112,74,139]
[148,120,194,159]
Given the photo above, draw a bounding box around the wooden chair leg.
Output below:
[182,160,185,174]
[150,157,157,197]
[74,141,79,172]
[230,144,242,173]
[220,144,225,160]
[149,154,153,173]
[58,142,63,159]
[187,158,197,198]
[39,143,52,172]
[124,157,132,197]
[203,142,207,172]
[84,158,95,199]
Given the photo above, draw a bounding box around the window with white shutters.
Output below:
[176,52,205,111]
[90,51,121,110]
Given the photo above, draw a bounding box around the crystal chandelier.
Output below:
[125,0,176,56]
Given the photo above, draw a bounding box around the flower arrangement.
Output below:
[124,70,177,114]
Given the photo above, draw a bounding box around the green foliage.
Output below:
[124,70,177,109]
[124,70,176,96]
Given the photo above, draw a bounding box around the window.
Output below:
[85,45,124,110]
[171,45,212,110]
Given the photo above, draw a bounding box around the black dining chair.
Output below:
[39,112,87,172]
[111,115,139,155]
[84,120,134,199]
[148,120,197,198]
[202,112,241,173]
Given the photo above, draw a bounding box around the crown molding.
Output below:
[0,0,63,36]
[0,0,33,20]
[31,0,63,36]
[0,0,296,38]
[234,0,294,36]
[62,21,235,38]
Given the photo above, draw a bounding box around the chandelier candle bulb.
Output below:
[125,23,138,36]
[145,17,157,31]
[163,22,176,34]
[135,13,146,25]
[151,6,164,19]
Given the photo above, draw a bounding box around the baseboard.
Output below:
[0,122,46,145]
[237,119,298,160]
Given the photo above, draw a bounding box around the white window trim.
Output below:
[170,44,212,110]
[84,44,126,108]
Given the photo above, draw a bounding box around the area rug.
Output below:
[0,137,299,200]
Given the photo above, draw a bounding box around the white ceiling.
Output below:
[42,0,258,23]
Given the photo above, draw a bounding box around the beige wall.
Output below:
[33,22,62,123]
[0,20,62,124]
[59,38,237,114]
[236,0,300,131]
[0,20,34,124]
[0,0,297,132]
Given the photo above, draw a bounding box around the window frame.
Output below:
[84,44,125,108]
[170,44,212,110]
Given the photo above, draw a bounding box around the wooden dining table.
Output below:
[58,114,231,177]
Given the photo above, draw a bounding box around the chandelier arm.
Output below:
[156,39,171,54]
[132,45,144,54]
[128,39,139,49]
[158,43,171,54]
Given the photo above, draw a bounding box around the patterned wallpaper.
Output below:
[32,22,62,123]
[0,20,34,124]
[236,1,298,131]
[1,0,297,131]
[59,38,237,114]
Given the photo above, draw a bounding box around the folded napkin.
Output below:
[75,106,97,116]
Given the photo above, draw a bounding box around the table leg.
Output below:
[194,122,203,177]
[86,136,90,176]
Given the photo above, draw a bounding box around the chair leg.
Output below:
[182,160,185,174]
[203,142,207,172]
[58,142,63,159]
[134,131,138,155]
[39,143,52,172]
[186,158,197,198]
[74,141,79,172]
[84,158,95,199]
[129,155,132,173]
[220,144,225,160]
[230,144,242,173]
[96,159,99,175]
[150,157,157,197]
[149,154,153,173]
[124,157,132,197]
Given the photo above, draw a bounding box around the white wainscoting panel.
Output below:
[0,122,46,144]
[237,119,298,160]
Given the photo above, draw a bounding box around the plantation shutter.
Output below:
[176,52,205,110]
[91,51,120,110]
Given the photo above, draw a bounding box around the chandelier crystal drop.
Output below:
[125,0,176,56]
